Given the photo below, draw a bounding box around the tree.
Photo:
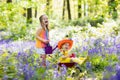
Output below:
[67,0,71,20]
[27,8,32,24]
[23,8,26,17]
[7,0,12,3]
[78,0,81,18]
[35,7,37,18]
[62,0,66,20]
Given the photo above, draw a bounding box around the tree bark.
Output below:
[7,0,12,3]
[62,0,66,20]
[67,0,71,20]
[35,7,37,18]
[23,8,26,17]
[78,0,81,18]
[27,8,32,23]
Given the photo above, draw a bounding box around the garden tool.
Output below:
[45,43,58,54]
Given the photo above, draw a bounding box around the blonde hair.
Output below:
[39,14,49,31]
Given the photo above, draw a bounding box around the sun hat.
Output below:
[58,39,73,50]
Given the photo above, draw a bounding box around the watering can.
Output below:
[45,43,58,54]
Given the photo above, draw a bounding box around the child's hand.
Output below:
[44,40,49,44]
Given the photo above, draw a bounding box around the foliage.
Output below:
[69,18,88,26]
[0,24,120,79]
[0,0,120,79]
[0,2,39,40]
[88,15,104,27]
[90,54,118,72]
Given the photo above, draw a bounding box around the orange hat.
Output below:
[58,39,73,50]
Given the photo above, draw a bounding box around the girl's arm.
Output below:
[36,28,49,43]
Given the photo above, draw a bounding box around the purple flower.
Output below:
[88,48,99,55]
[29,67,35,77]
[13,78,18,80]
[109,75,117,80]
[105,66,113,72]
[116,44,120,48]
[60,65,67,76]
[86,62,92,70]
[53,69,60,78]
[118,56,120,60]
[22,63,35,80]
[102,40,108,47]
[115,64,120,71]
[0,39,12,45]
[113,37,116,46]
[82,46,88,51]
[108,47,115,54]
[115,69,120,80]
[3,75,8,80]
[116,44,120,54]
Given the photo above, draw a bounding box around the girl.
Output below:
[58,38,89,65]
[36,14,49,67]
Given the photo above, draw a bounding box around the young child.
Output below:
[36,14,49,67]
[58,38,88,65]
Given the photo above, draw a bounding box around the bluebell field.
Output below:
[0,35,120,80]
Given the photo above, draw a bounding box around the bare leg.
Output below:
[41,54,46,67]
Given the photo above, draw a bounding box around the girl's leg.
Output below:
[41,54,46,67]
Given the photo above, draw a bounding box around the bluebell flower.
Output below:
[94,38,102,47]
[115,64,120,71]
[29,67,35,77]
[53,69,60,78]
[82,46,88,51]
[109,75,117,80]
[52,64,58,68]
[13,78,18,80]
[46,60,50,68]
[115,69,120,80]
[116,43,120,48]
[60,65,67,76]
[88,48,99,55]
[102,40,108,47]
[3,75,8,80]
[116,44,120,54]
[108,47,115,54]
[113,37,117,46]
[86,62,92,70]
[105,66,113,72]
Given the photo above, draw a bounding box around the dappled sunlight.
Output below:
[0,0,120,80]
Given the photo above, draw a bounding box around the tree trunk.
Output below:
[85,0,88,17]
[23,8,26,17]
[67,0,71,20]
[7,0,12,3]
[62,0,66,20]
[27,8,32,24]
[78,0,81,18]
[35,7,37,18]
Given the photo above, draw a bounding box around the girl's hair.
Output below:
[39,14,49,31]
[39,14,44,23]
